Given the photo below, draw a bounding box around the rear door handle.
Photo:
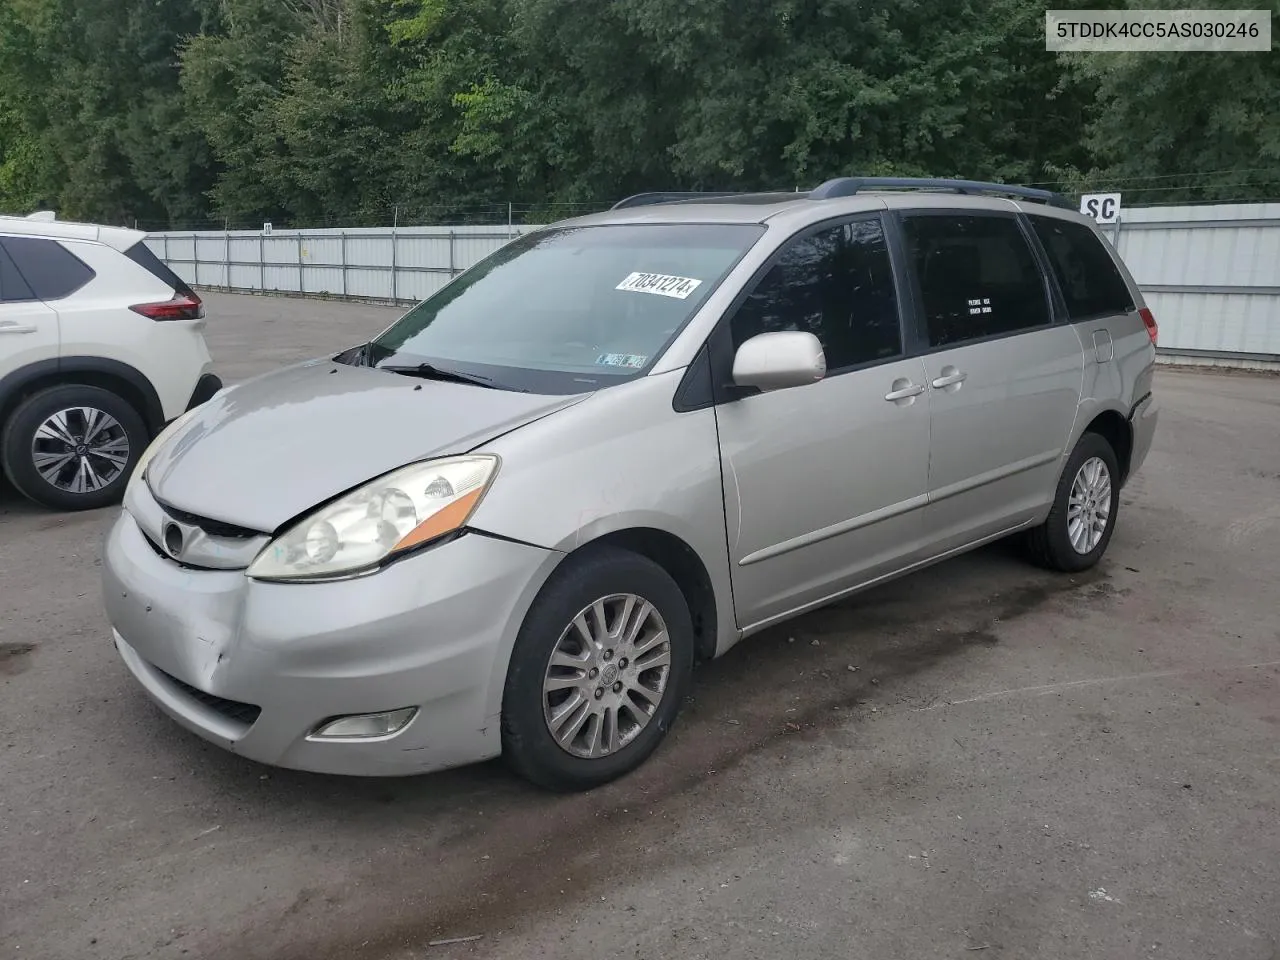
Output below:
[884,381,925,402]
[0,321,38,335]
[931,370,967,389]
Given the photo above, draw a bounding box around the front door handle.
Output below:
[931,368,968,390]
[884,380,925,402]
[0,321,38,335]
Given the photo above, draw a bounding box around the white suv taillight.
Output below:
[1139,307,1158,346]
[129,293,204,321]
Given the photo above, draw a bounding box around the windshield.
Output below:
[370,222,764,394]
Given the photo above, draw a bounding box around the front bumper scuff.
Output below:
[104,508,562,776]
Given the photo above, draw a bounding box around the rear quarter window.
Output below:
[124,240,195,297]
[1029,216,1134,319]
[0,237,96,301]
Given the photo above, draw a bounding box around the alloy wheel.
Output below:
[30,406,131,494]
[541,593,672,759]
[1067,455,1112,554]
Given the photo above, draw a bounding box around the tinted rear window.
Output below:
[0,237,95,301]
[125,240,194,297]
[0,243,36,302]
[1030,216,1134,319]
[903,214,1051,348]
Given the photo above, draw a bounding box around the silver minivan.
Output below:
[102,178,1159,790]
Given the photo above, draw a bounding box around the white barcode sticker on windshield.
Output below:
[596,353,649,368]
[616,272,703,300]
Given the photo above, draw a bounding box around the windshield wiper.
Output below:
[379,362,504,390]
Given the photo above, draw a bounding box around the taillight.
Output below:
[1139,307,1158,346]
[129,293,204,321]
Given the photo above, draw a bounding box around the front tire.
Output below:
[1026,432,1120,572]
[1,384,148,511]
[501,546,695,792]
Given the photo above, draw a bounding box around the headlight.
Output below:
[127,405,203,494]
[246,455,499,582]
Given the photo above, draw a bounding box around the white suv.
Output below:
[0,213,219,510]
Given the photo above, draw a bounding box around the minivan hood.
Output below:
[145,360,587,532]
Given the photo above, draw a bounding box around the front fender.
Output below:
[469,372,738,656]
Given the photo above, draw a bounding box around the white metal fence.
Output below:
[1111,203,1280,364]
[148,224,539,304]
[146,201,1280,365]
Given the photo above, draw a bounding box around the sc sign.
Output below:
[1080,193,1121,225]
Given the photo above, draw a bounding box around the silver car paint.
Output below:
[713,355,933,632]
[466,369,740,657]
[102,191,1158,776]
[920,324,1085,554]
[146,357,587,531]
[104,491,563,774]
[1032,208,1158,485]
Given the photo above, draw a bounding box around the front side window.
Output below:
[1030,216,1134,320]
[729,218,902,370]
[903,214,1051,348]
[371,223,764,394]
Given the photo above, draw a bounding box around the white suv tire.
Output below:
[1,384,148,511]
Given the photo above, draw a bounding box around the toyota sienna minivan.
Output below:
[102,178,1158,791]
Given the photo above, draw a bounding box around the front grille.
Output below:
[157,668,262,727]
[155,499,262,540]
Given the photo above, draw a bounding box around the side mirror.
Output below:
[731,331,826,392]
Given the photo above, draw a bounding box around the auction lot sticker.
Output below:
[616,272,703,299]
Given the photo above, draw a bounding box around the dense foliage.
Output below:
[1,0,1277,227]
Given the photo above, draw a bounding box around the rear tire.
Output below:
[1026,432,1120,572]
[501,546,695,792]
[1,384,148,511]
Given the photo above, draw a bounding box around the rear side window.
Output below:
[0,237,95,301]
[124,240,194,297]
[0,243,36,302]
[730,217,903,371]
[1030,216,1134,319]
[903,214,1051,348]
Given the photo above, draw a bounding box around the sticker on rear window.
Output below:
[596,353,649,369]
[616,272,703,300]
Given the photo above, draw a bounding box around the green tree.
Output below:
[5,0,1278,227]
[438,0,1098,203]
[1063,4,1280,202]
[0,0,219,224]
[0,0,65,212]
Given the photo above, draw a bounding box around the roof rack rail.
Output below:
[611,191,749,210]
[807,177,1072,209]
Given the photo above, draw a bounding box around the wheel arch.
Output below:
[0,357,163,438]
[568,527,720,665]
[1080,407,1133,486]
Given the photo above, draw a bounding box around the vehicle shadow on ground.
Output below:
[169,534,1128,960]
[168,537,1109,819]
[131,532,1123,956]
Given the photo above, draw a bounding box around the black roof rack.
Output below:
[611,179,1072,212]
[807,176,1072,209]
